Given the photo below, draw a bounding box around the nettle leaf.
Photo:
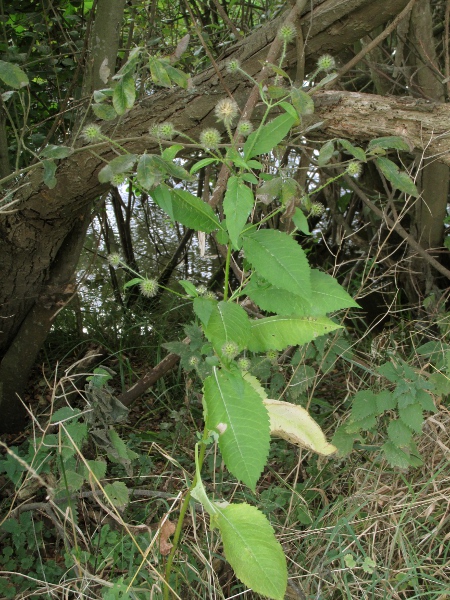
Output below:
[41,145,73,159]
[291,87,314,116]
[214,503,287,600]
[331,425,362,456]
[351,390,378,422]
[193,296,217,327]
[399,403,423,433]
[0,59,29,88]
[416,389,437,412]
[368,136,411,152]
[172,188,220,232]
[43,159,57,188]
[309,270,360,315]
[82,459,107,481]
[103,481,129,508]
[51,407,81,423]
[388,419,413,448]
[244,113,295,159]
[61,470,85,492]
[92,103,117,120]
[224,177,254,249]
[381,440,413,469]
[204,368,270,490]
[113,73,135,115]
[204,301,251,355]
[245,276,312,316]
[375,390,397,414]
[242,229,311,299]
[376,157,418,197]
[317,140,335,166]
[256,177,283,203]
[264,399,336,455]
[248,315,342,352]
[338,139,366,162]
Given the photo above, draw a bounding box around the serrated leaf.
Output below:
[248,315,342,352]
[83,459,107,481]
[51,407,81,423]
[224,176,254,249]
[338,139,366,162]
[215,503,287,600]
[292,208,310,234]
[204,301,250,355]
[0,60,29,88]
[416,389,437,413]
[104,481,129,508]
[245,276,312,316]
[179,279,198,297]
[388,419,413,448]
[61,470,85,492]
[331,425,361,456]
[309,270,360,315]
[113,73,135,115]
[376,157,418,197]
[242,229,311,299]
[204,368,270,490]
[92,103,117,120]
[346,414,376,432]
[244,113,295,159]
[351,390,378,421]
[41,145,73,159]
[151,184,174,219]
[399,403,423,433]
[317,140,334,166]
[98,154,136,183]
[264,399,336,455]
[43,159,57,188]
[193,296,217,327]
[256,177,283,203]
[291,87,314,116]
[288,365,316,397]
[382,440,412,468]
[151,155,192,180]
[375,390,396,414]
[171,188,220,232]
[108,429,138,461]
[61,421,88,460]
[368,136,410,151]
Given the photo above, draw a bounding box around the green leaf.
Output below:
[41,145,73,159]
[388,419,413,448]
[82,459,107,481]
[375,390,396,414]
[179,279,198,297]
[214,503,287,600]
[331,425,361,456]
[376,157,418,197]
[161,144,184,161]
[351,390,378,422]
[172,187,220,232]
[0,60,29,88]
[338,139,366,162]
[317,140,334,166]
[416,389,437,412]
[399,403,423,433]
[61,469,85,492]
[256,177,283,202]
[164,63,189,89]
[148,56,172,87]
[151,184,174,220]
[193,296,216,327]
[98,154,136,183]
[137,153,158,189]
[123,277,143,290]
[204,301,251,355]
[382,440,412,469]
[279,101,298,120]
[244,113,295,159]
[43,159,57,188]
[292,208,310,234]
[204,368,270,490]
[242,229,311,299]
[103,481,130,508]
[113,73,135,115]
[51,407,81,423]
[224,177,254,249]
[291,87,314,116]
[108,429,139,461]
[247,315,342,352]
[309,270,360,315]
[245,276,312,316]
[190,157,217,174]
[368,136,410,151]
[91,103,117,120]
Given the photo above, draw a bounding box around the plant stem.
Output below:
[223,242,232,301]
[163,427,209,599]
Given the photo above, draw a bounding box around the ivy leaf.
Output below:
[92,103,117,120]
[376,157,418,197]
[0,60,29,88]
[204,368,270,490]
[214,503,287,600]
[204,301,251,356]
[244,113,295,159]
[399,403,423,433]
[113,73,135,115]
[223,177,254,249]
[247,315,342,352]
[242,229,311,299]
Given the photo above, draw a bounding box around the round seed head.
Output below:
[139,278,158,298]
[189,356,199,367]
[214,98,239,125]
[278,23,296,44]
[237,357,251,372]
[111,173,126,186]
[226,59,241,74]
[237,120,253,137]
[317,54,336,72]
[108,253,121,268]
[196,284,208,296]
[82,123,102,142]
[310,202,325,217]
[200,128,221,150]
[221,341,239,360]
[346,161,362,177]
[204,290,217,300]
[266,349,278,362]
[158,122,176,140]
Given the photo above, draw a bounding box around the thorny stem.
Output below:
[163,426,210,599]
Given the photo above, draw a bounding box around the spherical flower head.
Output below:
[266,349,278,362]
[346,161,362,177]
[226,59,241,74]
[237,357,251,372]
[188,356,199,368]
[237,120,253,138]
[200,128,221,150]
[158,122,176,140]
[310,202,325,217]
[278,23,296,44]
[108,253,121,268]
[214,98,239,125]
[111,173,126,186]
[317,54,336,72]
[221,341,239,360]
[82,123,102,142]
[139,278,158,298]
[204,290,216,300]
[196,284,208,296]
